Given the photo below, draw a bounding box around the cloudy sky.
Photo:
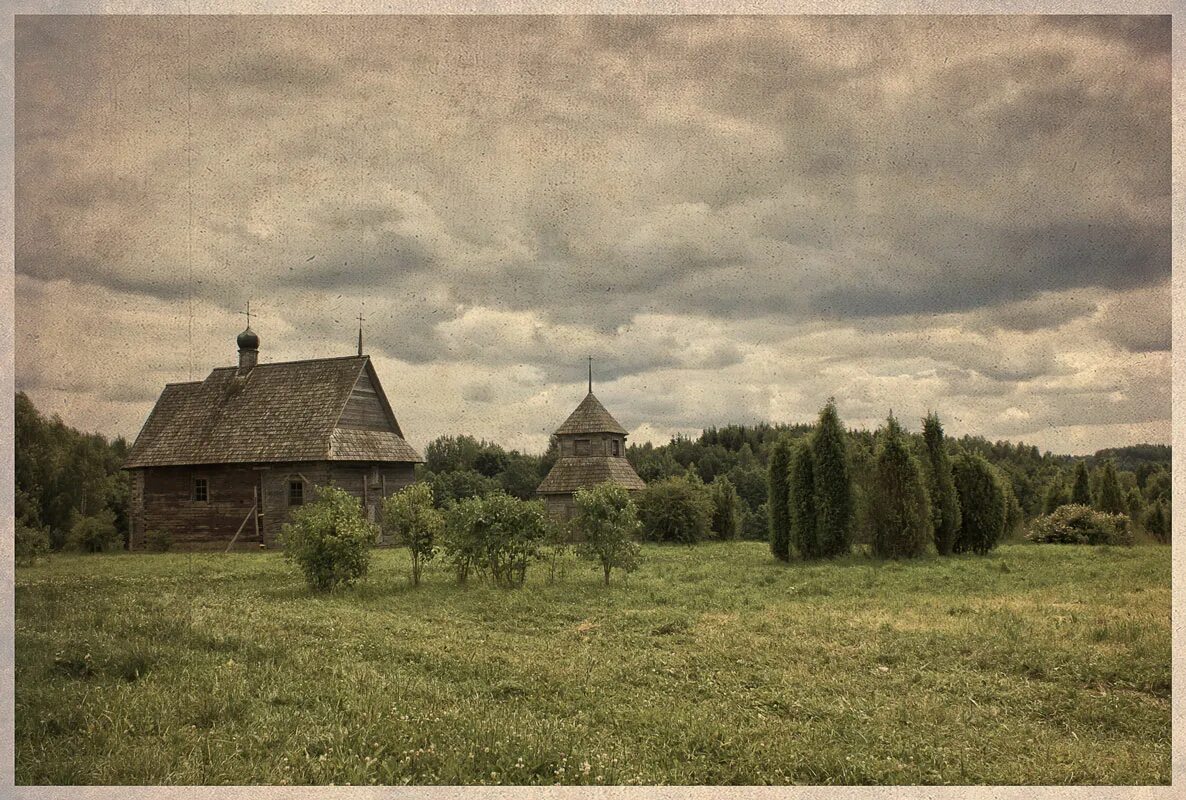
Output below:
[14,14,1170,455]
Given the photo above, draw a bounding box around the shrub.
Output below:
[709,476,741,541]
[67,510,121,553]
[382,483,443,586]
[144,529,173,552]
[442,492,547,587]
[1026,504,1133,546]
[541,516,574,584]
[279,485,375,591]
[15,520,50,566]
[636,476,713,545]
[789,439,818,559]
[766,438,793,560]
[921,412,961,555]
[811,399,854,557]
[869,416,932,559]
[951,453,1006,555]
[574,482,642,584]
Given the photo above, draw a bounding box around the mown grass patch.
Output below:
[15,542,1169,785]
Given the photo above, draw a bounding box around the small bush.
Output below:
[441,492,547,587]
[636,476,713,545]
[144,529,173,552]
[1026,504,1133,546]
[67,510,121,553]
[279,485,375,591]
[15,520,50,566]
[382,483,443,586]
[574,482,642,585]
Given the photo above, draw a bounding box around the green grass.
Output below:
[15,542,1170,785]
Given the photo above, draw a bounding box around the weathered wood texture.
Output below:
[337,371,392,431]
[131,461,416,549]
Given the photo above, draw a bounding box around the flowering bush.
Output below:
[1026,504,1132,546]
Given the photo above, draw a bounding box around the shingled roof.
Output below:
[537,455,646,494]
[124,356,422,468]
[554,392,628,436]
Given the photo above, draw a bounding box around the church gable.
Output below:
[338,368,396,433]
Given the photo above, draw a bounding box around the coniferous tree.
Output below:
[951,452,1007,555]
[1144,502,1169,543]
[709,476,741,540]
[1071,461,1092,506]
[811,399,854,557]
[1042,479,1070,515]
[921,412,961,555]
[870,416,932,559]
[789,439,818,559]
[1094,460,1126,515]
[1125,487,1144,521]
[767,438,793,561]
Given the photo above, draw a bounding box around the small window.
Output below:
[611,439,621,457]
[574,439,590,456]
[288,480,304,506]
[193,477,208,502]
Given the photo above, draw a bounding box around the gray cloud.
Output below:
[12,15,1171,454]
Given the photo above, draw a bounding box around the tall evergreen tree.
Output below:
[1042,479,1069,515]
[1094,460,1126,515]
[951,452,1006,555]
[870,416,932,559]
[921,412,961,555]
[1071,461,1092,506]
[709,476,741,541]
[811,399,854,557]
[1144,502,1169,543]
[766,438,793,561]
[1125,487,1144,521]
[789,440,818,559]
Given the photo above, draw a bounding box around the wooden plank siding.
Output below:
[132,461,417,550]
[337,372,393,431]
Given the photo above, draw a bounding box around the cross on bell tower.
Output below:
[357,311,365,356]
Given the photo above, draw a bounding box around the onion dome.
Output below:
[237,326,259,350]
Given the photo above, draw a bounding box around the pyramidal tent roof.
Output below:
[124,355,422,468]
[537,456,646,494]
[554,392,628,436]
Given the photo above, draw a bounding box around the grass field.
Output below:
[15,541,1171,785]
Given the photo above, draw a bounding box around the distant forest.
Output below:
[13,391,1173,550]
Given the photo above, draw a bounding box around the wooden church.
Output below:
[536,365,645,518]
[123,323,422,549]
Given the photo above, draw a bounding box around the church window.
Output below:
[289,480,304,506]
[193,477,208,502]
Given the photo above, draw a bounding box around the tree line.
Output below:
[12,392,1173,562]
